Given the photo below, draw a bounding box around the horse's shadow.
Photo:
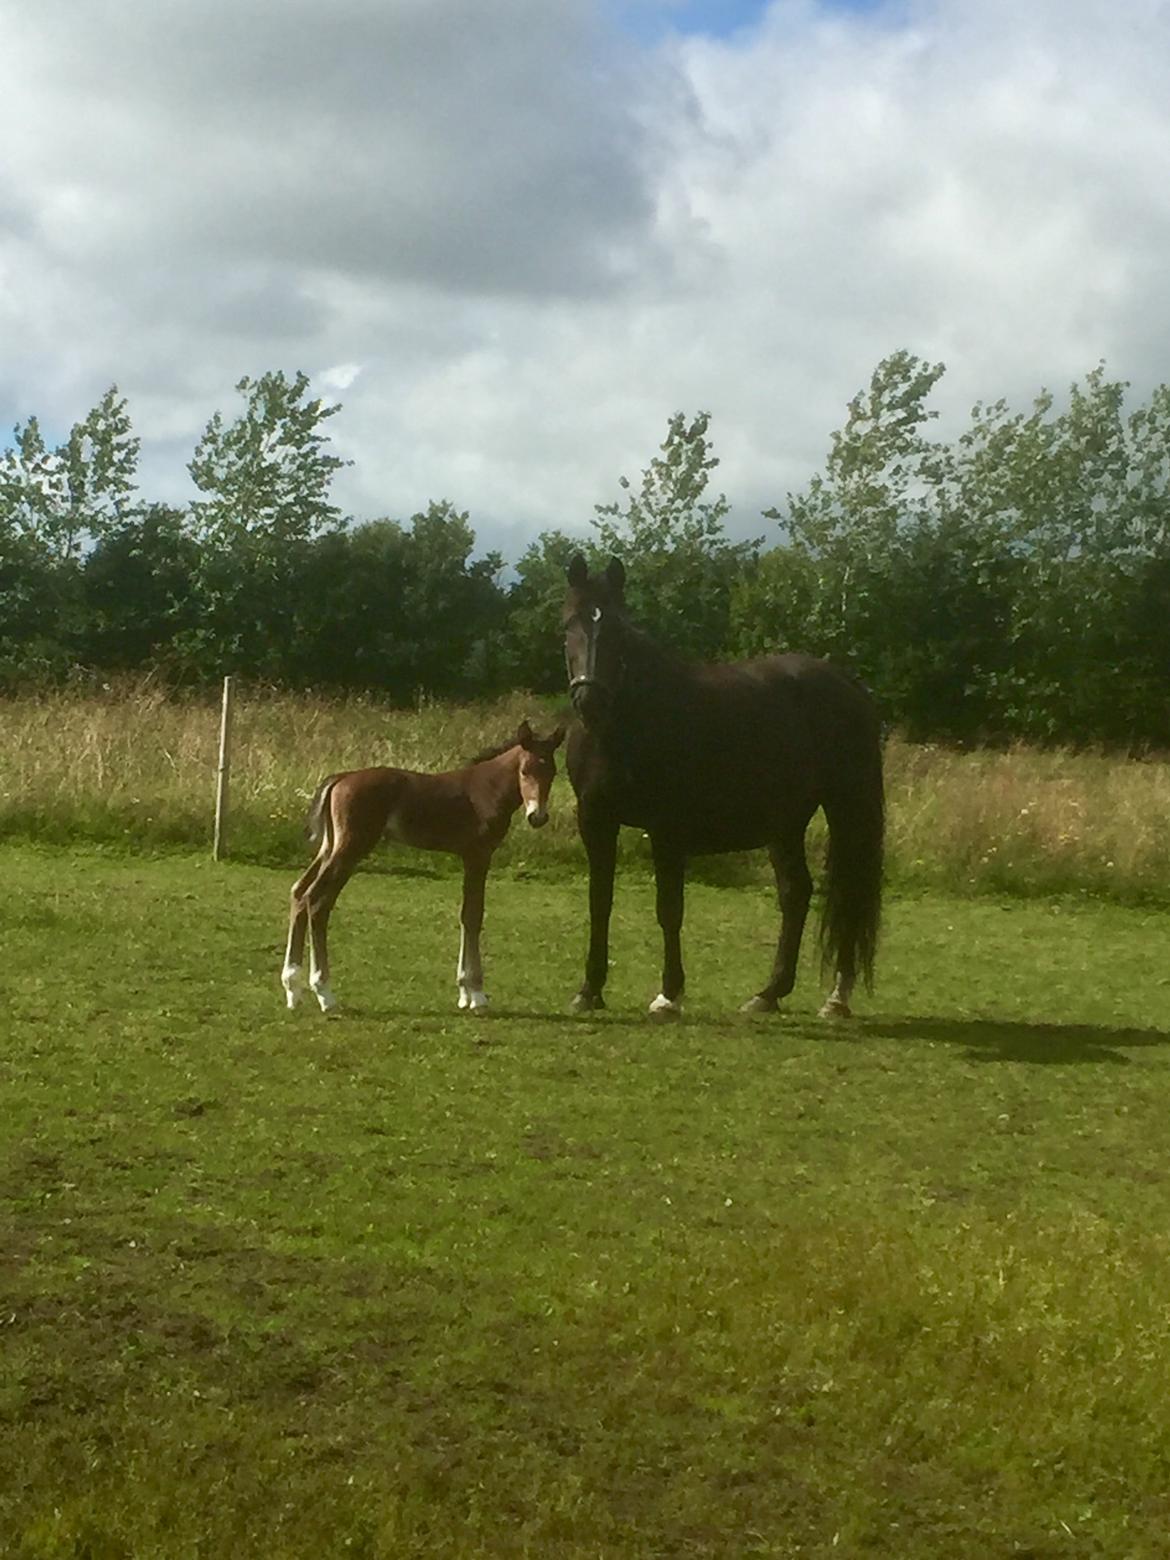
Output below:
[302,1004,1170,1063]
[863,1015,1170,1065]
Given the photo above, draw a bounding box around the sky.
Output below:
[2,0,1169,562]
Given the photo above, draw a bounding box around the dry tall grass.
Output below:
[3,684,1170,899]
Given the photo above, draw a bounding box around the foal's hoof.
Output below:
[648,994,683,1020]
[739,994,777,1015]
[312,983,339,1015]
[571,990,605,1013]
[458,989,489,1013]
[818,997,852,1020]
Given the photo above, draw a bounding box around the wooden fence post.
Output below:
[213,675,234,861]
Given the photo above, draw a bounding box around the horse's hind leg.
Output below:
[456,854,490,1012]
[283,858,324,1008]
[819,971,854,1020]
[741,829,812,1015]
[304,853,359,1013]
[649,835,686,1018]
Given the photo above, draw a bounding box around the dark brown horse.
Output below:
[282,720,564,1013]
[562,555,883,1018]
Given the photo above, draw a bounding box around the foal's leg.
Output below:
[303,851,361,1012]
[649,835,686,1018]
[741,829,813,1015]
[283,857,324,1008]
[572,809,619,1012]
[456,854,490,1012]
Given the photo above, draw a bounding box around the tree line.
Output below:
[3,355,1168,747]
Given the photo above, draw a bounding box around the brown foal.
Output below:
[282,720,565,1013]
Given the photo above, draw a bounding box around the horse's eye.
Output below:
[592,606,602,624]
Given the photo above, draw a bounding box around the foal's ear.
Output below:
[517,718,534,749]
[567,553,588,588]
[605,557,626,597]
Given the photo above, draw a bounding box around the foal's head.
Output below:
[515,719,565,828]
[563,554,627,724]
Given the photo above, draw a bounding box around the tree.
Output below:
[501,529,585,693]
[188,370,347,547]
[78,505,200,672]
[181,371,350,679]
[0,387,139,561]
[591,412,758,660]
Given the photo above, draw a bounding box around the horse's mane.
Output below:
[467,736,518,766]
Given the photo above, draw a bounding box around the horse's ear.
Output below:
[550,723,566,750]
[605,557,626,597]
[517,718,534,749]
[567,553,588,587]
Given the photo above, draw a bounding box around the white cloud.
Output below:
[2,0,1169,555]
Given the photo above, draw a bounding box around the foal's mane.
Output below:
[467,735,520,766]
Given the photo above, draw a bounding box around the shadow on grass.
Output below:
[866,1015,1170,1065]
[336,1003,693,1032]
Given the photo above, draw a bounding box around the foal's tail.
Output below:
[305,775,342,854]
[819,710,885,993]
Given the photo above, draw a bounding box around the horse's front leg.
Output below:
[649,835,686,1019]
[572,808,618,1012]
[457,854,490,1012]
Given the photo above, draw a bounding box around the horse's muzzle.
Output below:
[569,676,608,723]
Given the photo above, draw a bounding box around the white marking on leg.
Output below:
[457,920,487,1013]
[310,970,338,1013]
[739,994,775,1015]
[307,937,337,1013]
[281,962,304,1009]
[819,973,854,1019]
[649,993,682,1016]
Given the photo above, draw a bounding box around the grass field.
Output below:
[5,842,1170,1557]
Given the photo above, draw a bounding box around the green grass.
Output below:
[5,843,1170,1556]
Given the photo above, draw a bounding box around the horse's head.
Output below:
[516,718,565,828]
[563,554,626,724]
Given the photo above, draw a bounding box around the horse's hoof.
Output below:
[571,991,605,1013]
[739,994,777,1015]
[649,994,683,1020]
[818,998,852,1020]
[312,983,339,1014]
[281,965,304,1009]
[459,990,488,1013]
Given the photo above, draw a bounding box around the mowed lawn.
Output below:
[4,843,1170,1558]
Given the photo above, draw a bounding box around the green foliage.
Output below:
[592,411,759,659]
[734,353,1170,746]
[5,360,1170,748]
[0,386,139,561]
[77,504,200,672]
[501,528,584,693]
[188,370,347,546]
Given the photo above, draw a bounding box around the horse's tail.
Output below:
[819,705,885,993]
[305,775,342,854]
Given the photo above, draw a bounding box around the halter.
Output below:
[567,607,623,703]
